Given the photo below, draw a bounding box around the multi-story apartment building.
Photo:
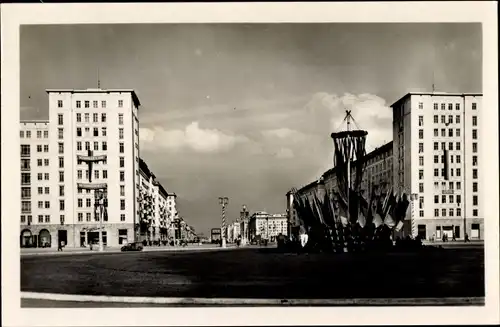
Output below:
[392,92,483,240]
[20,121,51,247]
[20,89,142,248]
[137,158,170,243]
[248,211,288,242]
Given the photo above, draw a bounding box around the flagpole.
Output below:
[346,111,351,224]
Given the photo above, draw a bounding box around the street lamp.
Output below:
[410,193,418,238]
[218,197,229,248]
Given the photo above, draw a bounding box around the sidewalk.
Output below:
[21,243,238,256]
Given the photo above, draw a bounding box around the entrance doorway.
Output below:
[417,225,426,240]
[454,225,460,239]
[471,224,480,239]
[87,231,107,246]
[58,230,67,247]
[39,229,51,248]
[21,229,33,248]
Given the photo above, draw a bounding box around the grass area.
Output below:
[21,248,484,299]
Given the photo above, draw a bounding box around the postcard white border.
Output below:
[2,2,498,326]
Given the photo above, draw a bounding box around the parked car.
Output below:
[121,242,144,252]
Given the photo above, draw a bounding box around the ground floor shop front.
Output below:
[20,223,136,248]
[413,218,483,241]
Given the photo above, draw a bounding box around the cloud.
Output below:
[140,121,248,153]
[274,147,294,159]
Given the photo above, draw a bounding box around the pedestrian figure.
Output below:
[465,233,470,243]
[452,233,456,242]
[58,241,63,252]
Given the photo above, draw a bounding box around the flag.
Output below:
[373,213,383,228]
[394,220,404,232]
[384,212,396,228]
[358,207,367,228]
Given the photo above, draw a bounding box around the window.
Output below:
[447,103,452,110]
[76,127,82,137]
[59,200,65,211]
[38,201,43,209]
[472,169,478,179]
[120,214,126,222]
[38,215,43,223]
[419,183,424,193]
[456,208,461,217]
[121,199,126,210]
[418,143,424,153]
[44,173,49,180]
[94,142,99,151]
[86,213,91,222]
[120,185,125,196]
[21,201,31,213]
[59,185,64,196]
[93,113,98,122]
[456,103,460,110]
[118,114,124,125]
[472,102,477,110]
[37,130,42,138]
[85,100,90,108]
[93,170,99,180]
[418,129,423,139]
[93,100,98,108]
[86,199,92,208]
[457,181,461,190]
[456,129,461,137]
[434,168,439,177]
[102,127,107,136]
[441,129,445,137]
[102,141,107,151]
[472,129,477,140]
[102,100,106,108]
[119,143,124,153]
[120,171,125,182]
[21,173,31,185]
[419,211,424,217]
[441,195,446,204]
[473,156,478,166]
[76,100,81,108]
[434,129,438,137]
[77,170,82,179]
[58,156,64,168]
[419,170,424,180]
[441,115,445,124]
[21,215,26,224]
[37,173,42,181]
[449,195,454,203]
[37,187,43,195]
[77,141,82,151]
[58,114,63,125]
[94,128,99,137]
[456,142,461,151]
[473,209,478,217]
[448,129,453,137]
[419,156,424,166]
[456,194,461,204]
[455,168,460,177]
[449,142,454,150]
[57,128,63,139]
[43,145,49,153]
[434,155,439,163]
[118,100,123,108]
[448,115,453,124]
[85,113,89,122]
[101,113,106,123]
[21,187,31,198]
[58,100,63,108]
[434,115,438,123]
[472,195,479,206]
[456,115,460,124]
[85,141,90,150]
[434,209,439,217]
[434,103,438,110]
[434,195,439,204]
[103,170,107,179]
[449,209,454,217]
[471,182,478,193]
[59,171,64,182]
[418,116,423,126]
[37,159,43,167]
[472,116,477,126]
[441,142,446,150]
[418,102,423,109]
[119,128,124,139]
[119,157,125,168]
[85,170,89,180]
[472,142,477,153]
[442,208,446,217]
[26,131,31,138]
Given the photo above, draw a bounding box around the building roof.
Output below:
[390,92,483,109]
[20,119,50,124]
[139,158,155,180]
[45,88,141,108]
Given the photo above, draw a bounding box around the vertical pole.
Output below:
[221,203,227,248]
[99,195,104,251]
[346,112,351,223]
[463,95,467,242]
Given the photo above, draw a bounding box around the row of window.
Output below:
[419,168,479,180]
[58,99,124,109]
[75,141,126,153]
[20,213,126,224]
[418,154,479,166]
[20,130,49,139]
[417,102,477,111]
[20,144,49,156]
[58,113,124,125]
[427,128,479,139]
[432,115,477,126]
[75,127,125,139]
[417,208,480,218]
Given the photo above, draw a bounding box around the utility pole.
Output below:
[218,197,228,248]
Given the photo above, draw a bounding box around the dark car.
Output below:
[121,242,144,252]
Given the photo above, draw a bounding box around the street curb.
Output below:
[21,292,485,306]
[20,246,238,257]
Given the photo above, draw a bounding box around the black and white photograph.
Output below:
[1,2,498,326]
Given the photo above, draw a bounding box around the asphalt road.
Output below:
[21,247,484,300]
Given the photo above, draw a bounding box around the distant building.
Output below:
[392,92,483,240]
[248,211,288,242]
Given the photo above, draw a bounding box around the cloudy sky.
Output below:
[20,23,481,235]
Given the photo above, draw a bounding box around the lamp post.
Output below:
[410,193,418,238]
[218,197,229,248]
[240,204,248,245]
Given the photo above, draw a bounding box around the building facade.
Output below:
[248,211,288,242]
[392,92,483,240]
[20,121,52,247]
